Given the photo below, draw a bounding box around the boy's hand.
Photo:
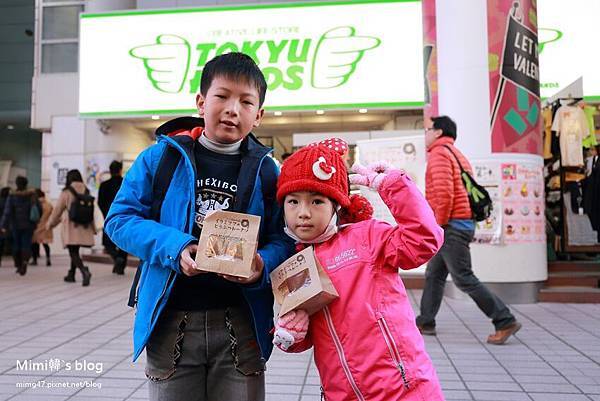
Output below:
[218,253,264,285]
[180,244,205,277]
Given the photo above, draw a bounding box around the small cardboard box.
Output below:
[270,246,339,317]
[195,210,261,278]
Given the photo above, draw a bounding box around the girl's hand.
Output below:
[273,310,309,350]
[349,161,395,190]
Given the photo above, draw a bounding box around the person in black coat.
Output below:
[0,187,10,266]
[98,160,128,274]
[0,176,40,275]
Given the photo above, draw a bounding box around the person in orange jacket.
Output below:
[416,115,521,344]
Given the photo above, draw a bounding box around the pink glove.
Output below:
[349,161,396,190]
[273,310,309,351]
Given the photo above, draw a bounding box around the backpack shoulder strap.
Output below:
[150,144,181,221]
[67,186,79,198]
[442,145,466,172]
[128,143,181,308]
[259,156,277,221]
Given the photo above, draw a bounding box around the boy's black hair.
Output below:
[35,188,45,198]
[15,176,28,191]
[431,115,457,140]
[200,52,267,107]
[109,160,123,176]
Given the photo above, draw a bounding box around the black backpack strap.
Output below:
[66,186,79,199]
[259,156,277,223]
[127,144,182,308]
[443,145,466,173]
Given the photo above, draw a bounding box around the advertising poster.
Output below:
[488,0,542,155]
[355,135,426,225]
[85,153,119,197]
[471,160,503,244]
[500,162,545,243]
[49,155,85,199]
[422,0,438,121]
[80,0,424,116]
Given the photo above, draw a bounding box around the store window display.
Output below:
[550,102,588,166]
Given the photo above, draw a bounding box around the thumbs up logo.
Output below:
[311,26,381,89]
[129,34,191,93]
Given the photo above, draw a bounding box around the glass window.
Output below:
[42,5,82,40]
[41,43,78,73]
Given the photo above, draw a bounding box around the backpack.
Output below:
[67,187,95,226]
[443,145,493,222]
[29,202,41,223]
[127,142,277,307]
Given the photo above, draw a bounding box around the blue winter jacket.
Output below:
[104,118,294,362]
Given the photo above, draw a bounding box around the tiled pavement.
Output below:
[0,256,599,401]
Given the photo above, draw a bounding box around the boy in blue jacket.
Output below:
[105,52,293,401]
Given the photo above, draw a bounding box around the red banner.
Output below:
[488,0,542,154]
[422,0,438,121]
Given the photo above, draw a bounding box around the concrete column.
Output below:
[432,1,545,303]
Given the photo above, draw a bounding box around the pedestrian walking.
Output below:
[274,138,445,401]
[0,187,10,267]
[416,115,522,344]
[98,160,127,274]
[31,189,53,266]
[47,169,95,286]
[0,176,39,275]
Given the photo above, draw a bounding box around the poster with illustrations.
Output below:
[355,135,426,226]
[500,162,545,243]
[472,160,503,244]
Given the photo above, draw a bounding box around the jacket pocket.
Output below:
[377,316,410,389]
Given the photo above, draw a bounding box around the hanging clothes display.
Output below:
[551,105,589,166]
[582,155,600,241]
[541,98,600,254]
[582,105,598,149]
[542,107,553,159]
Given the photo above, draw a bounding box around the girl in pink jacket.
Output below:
[274,139,445,401]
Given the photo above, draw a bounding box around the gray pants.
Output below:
[416,227,516,331]
[146,306,265,401]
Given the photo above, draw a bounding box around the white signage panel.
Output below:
[538,0,600,100]
[79,0,424,117]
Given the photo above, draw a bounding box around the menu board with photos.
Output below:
[500,162,545,244]
[471,158,545,245]
[472,160,503,244]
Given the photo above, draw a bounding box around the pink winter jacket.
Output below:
[285,171,445,401]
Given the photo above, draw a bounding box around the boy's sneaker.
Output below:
[417,324,437,336]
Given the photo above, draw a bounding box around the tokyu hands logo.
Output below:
[129,26,381,94]
[129,34,191,93]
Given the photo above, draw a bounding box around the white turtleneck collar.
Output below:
[198,132,243,155]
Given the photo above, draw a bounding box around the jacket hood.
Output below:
[154,116,269,154]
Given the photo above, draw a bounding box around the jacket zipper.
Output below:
[150,270,175,325]
[323,306,366,401]
[377,316,410,389]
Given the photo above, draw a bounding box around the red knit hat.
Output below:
[277,138,350,207]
